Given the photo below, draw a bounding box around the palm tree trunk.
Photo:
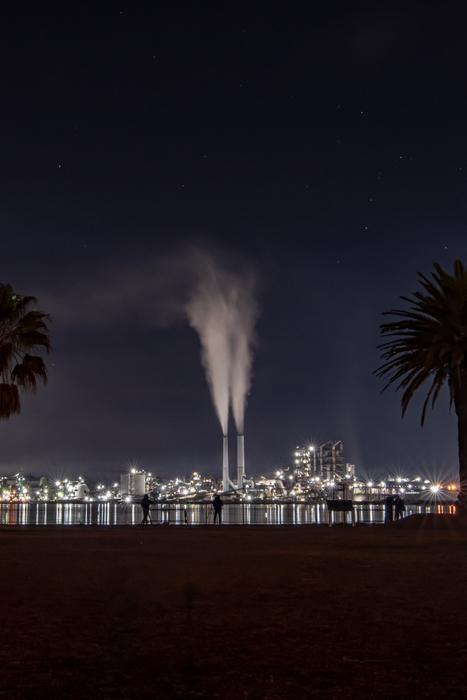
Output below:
[454,373,467,515]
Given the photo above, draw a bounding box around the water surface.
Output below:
[0,502,452,526]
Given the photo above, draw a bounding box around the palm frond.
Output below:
[0,284,51,418]
[374,260,467,425]
[12,355,48,392]
[0,384,20,419]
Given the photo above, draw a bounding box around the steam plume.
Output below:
[185,254,258,436]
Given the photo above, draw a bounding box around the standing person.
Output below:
[394,494,405,520]
[385,494,395,523]
[141,494,151,524]
[212,494,224,524]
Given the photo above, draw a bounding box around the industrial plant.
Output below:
[0,439,458,505]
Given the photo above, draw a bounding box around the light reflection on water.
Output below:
[0,502,453,526]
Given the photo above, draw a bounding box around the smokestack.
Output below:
[237,434,245,489]
[222,435,229,492]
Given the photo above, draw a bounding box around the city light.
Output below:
[0,441,460,508]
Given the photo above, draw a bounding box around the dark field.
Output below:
[0,516,466,699]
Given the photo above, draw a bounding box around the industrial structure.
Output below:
[120,470,146,497]
[222,433,246,492]
[293,441,355,482]
[237,434,245,489]
[0,438,458,504]
[222,435,229,492]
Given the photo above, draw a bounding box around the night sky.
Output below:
[1,2,466,482]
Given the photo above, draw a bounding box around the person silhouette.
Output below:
[394,494,405,520]
[385,494,395,522]
[212,494,224,524]
[141,494,151,524]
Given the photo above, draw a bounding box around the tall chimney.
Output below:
[222,435,229,492]
[237,434,245,489]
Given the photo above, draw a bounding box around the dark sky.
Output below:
[1,1,466,482]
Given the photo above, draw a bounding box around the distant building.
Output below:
[121,470,146,496]
[294,441,354,482]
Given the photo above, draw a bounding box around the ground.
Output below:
[0,515,466,699]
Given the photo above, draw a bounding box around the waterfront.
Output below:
[0,500,454,526]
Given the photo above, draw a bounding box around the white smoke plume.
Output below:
[185,253,258,436]
[37,244,259,436]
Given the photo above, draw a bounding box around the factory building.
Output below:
[120,469,146,496]
[294,441,354,482]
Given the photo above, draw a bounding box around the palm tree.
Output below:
[0,283,51,419]
[375,260,467,511]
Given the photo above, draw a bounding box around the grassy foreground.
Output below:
[0,516,466,699]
